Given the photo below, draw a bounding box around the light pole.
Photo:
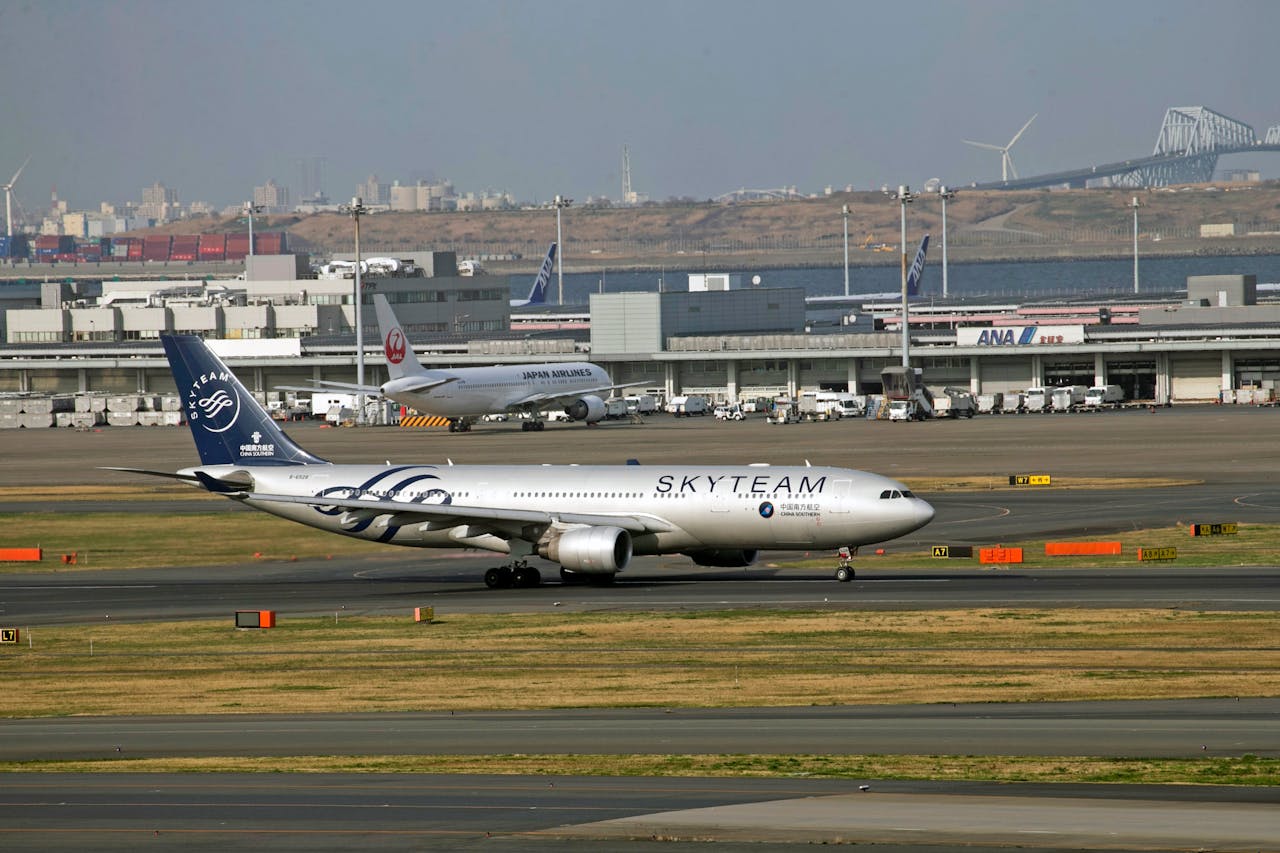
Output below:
[886,185,916,367]
[1131,196,1141,294]
[341,197,370,424]
[938,186,956,299]
[244,201,264,269]
[842,204,850,297]
[552,195,572,304]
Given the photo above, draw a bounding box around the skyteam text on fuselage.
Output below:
[114,335,934,588]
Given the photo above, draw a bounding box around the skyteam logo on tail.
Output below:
[385,327,407,365]
[186,371,241,434]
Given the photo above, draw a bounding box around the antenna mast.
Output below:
[622,145,632,200]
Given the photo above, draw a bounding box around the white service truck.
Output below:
[1083,385,1125,409]
[1051,385,1088,412]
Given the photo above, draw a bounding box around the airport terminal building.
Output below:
[1,259,1279,411]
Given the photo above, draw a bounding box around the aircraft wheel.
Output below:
[448,422,457,433]
[521,422,531,432]
[512,566,541,588]
[835,566,854,583]
[484,567,506,588]
[536,421,545,431]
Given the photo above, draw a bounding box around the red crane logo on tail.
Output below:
[385,328,406,365]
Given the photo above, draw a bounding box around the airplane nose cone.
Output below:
[914,498,935,528]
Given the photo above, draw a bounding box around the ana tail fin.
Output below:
[373,294,426,381]
[906,234,930,297]
[526,242,556,305]
[162,335,327,467]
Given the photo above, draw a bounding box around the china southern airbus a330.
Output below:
[115,335,933,588]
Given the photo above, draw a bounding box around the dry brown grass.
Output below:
[8,753,1277,787]
[4,609,1277,718]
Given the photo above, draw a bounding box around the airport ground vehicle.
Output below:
[1051,385,1088,412]
[714,404,746,421]
[1024,387,1048,412]
[934,388,977,418]
[976,392,1004,414]
[1084,385,1125,409]
[667,395,709,416]
[625,394,659,415]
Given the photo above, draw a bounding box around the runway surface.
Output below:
[1,773,1276,852]
[3,699,1277,762]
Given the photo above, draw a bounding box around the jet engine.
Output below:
[564,394,606,423]
[681,548,759,568]
[541,526,632,573]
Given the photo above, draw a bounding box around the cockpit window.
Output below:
[901,490,914,498]
[880,490,891,499]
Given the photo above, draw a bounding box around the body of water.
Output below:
[509,254,1280,304]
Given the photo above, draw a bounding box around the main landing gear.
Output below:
[447,418,474,433]
[483,561,542,588]
[834,546,856,582]
[521,419,546,432]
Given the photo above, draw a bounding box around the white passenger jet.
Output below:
[373,294,638,431]
[284,293,631,432]
[119,335,934,588]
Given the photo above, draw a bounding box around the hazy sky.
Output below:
[2,0,1276,212]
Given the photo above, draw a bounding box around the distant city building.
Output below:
[139,182,178,222]
[253,179,291,214]
[358,174,390,206]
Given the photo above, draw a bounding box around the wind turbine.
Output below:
[963,114,1037,182]
[3,156,30,238]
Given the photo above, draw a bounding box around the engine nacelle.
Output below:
[565,394,606,423]
[681,548,759,568]
[541,526,632,574]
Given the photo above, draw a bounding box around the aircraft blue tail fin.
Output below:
[162,335,327,467]
[906,234,929,297]
[526,242,556,305]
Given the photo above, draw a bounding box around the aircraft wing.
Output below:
[225,491,676,534]
[506,380,649,410]
[275,380,383,394]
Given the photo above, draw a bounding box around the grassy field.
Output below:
[3,608,1278,784]
[4,609,1278,717]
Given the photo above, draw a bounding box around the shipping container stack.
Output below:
[34,235,76,263]
[141,235,172,261]
[109,236,139,260]
[0,234,30,259]
[169,235,199,262]
[255,231,286,255]
[225,232,251,261]
[197,234,226,261]
[75,237,110,263]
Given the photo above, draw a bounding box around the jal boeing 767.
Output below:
[282,292,631,433]
[115,335,933,587]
